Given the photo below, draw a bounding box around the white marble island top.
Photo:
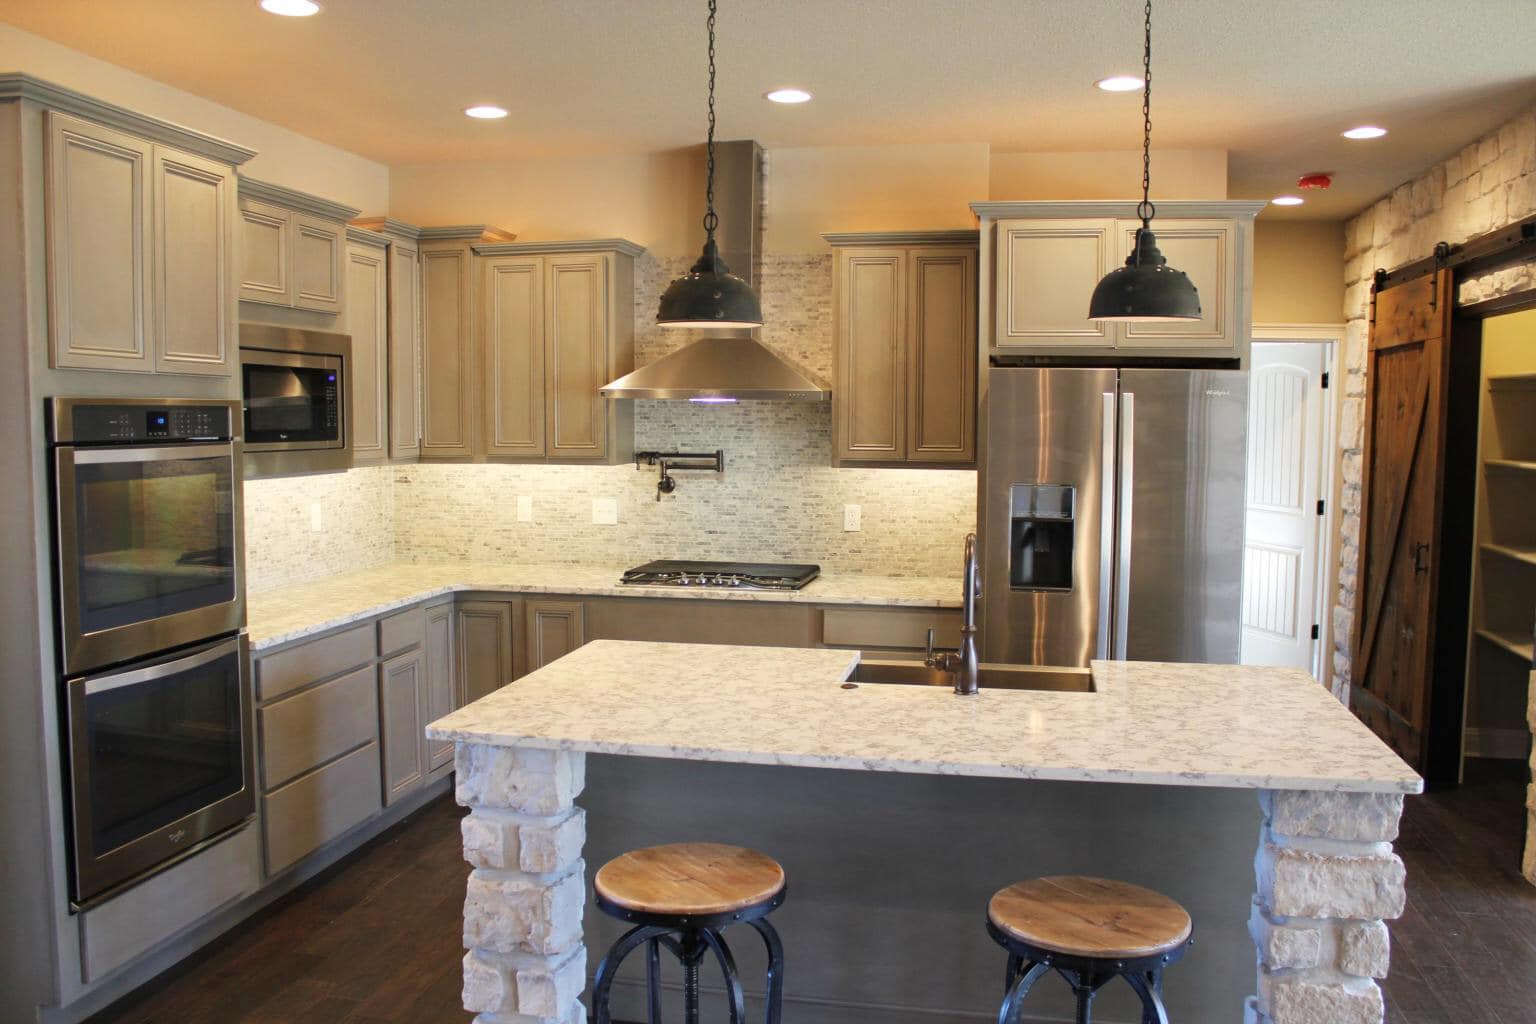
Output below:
[426,639,1422,794]
[246,562,960,651]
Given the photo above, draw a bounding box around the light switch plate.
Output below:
[843,504,861,532]
[516,495,533,522]
[309,502,323,532]
[592,498,619,526]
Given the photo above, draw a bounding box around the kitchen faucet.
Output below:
[925,532,981,695]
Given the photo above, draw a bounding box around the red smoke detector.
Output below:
[1297,172,1333,191]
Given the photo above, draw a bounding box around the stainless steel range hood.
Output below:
[600,140,829,403]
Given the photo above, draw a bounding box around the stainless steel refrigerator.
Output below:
[979,366,1247,667]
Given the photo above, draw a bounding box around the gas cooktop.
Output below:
[619,560,821,591]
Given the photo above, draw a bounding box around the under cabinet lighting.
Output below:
[259,0,321,16]
[464,105,509,120]
[1271,195,1305,206]
[764,88,813,104]
[1095,75,1144,92]
[1342,125,1388,140]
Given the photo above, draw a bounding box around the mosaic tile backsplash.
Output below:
[244,253,977,593]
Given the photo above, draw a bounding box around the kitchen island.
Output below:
[426,641,1420,1024]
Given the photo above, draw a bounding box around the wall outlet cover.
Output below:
[517,495,534,523]
[592,498,619,526]
[309,502,323,532]
[843,503,862,532]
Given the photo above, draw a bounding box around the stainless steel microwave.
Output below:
[238,324,351,477]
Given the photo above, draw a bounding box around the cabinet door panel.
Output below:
[346,243,389,462]
[485,257,547,458]
[238,198,291,306]
[455,599,516,704]
[525,601,585,674]
[45,111,153,371]
[545,255,609,459]
[421,246,475,458]
[424,602,456,772]
[1114,218,1236,351]
[995,219,1116,349]
[836,250,906,461]
[379,650,426,804]
[153,147,234,375]
[388,242,422,460]
[907,247,976,463]
[292,214,344,314]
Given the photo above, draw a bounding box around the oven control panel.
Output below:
[57,401,234,444]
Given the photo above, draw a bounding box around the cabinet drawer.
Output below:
[822,608,962,650]
[255,622,374,701]
[378,606,426,656]
[262,741,382,876]
[259,665,378,790]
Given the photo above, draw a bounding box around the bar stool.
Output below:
[986,875,1193,1024]
[591,843,786,1024]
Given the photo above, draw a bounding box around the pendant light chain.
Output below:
[702,0,719,243]
[1138,0,1154,229]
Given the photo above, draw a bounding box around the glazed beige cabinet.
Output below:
[971,201,1264,363]
[525,600,586,671]
[826,232,977,466]
[344,229,389,463]
[423,600,457,773]
[44,110,238,375]
[353,217,427,461]
[237,177,359,317]
[476,240,640,464]
[377,607,427,805]
[455,597,518,704]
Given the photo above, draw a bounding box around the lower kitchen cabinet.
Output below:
[456,598,518,703]
[379,648,427,804]
[525,600,585,671]
[262,741,382,875]
[423,600,457,773]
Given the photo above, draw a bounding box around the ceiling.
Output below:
[4,0,1534,219]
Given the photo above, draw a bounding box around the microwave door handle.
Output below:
[1115,392,1135,661]
[1097,392,1116,662]
[79,636,240,696]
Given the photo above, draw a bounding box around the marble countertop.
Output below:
[245,562,960,651]
[426,640,1423,794]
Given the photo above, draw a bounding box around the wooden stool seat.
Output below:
[988,875,1192,960]
[595,842,786,917]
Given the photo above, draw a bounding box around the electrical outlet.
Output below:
[516,495,533,523]
[309,502,323,532]
[592,498,619,526]
[843,503,862,532]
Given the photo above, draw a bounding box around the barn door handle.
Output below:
[1413,542,1430,575]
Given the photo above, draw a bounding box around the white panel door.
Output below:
[1241,342,1328,672]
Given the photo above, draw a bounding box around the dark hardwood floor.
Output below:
[85,761,1534,1024]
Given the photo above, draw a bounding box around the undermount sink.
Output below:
[846,659,1094,693]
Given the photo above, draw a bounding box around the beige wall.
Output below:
[0,21,388,211]
[1252,220,1346,324]
[989,148,1228,200]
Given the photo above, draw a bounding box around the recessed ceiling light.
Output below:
[464,105,509,120]
[1271,195,1305,206]
[764,88,813,104]
[1095,75,1145,92]
[259,0,321,16]
[1342,125,1387,140]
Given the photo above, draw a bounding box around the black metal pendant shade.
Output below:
[1087,227,1201,321]
[657,238,763,328]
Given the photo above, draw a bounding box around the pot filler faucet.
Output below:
[925,532,981,695]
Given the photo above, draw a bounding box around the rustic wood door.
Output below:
[1351,269,1453,768]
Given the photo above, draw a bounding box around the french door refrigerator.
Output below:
[979,366,1247,667]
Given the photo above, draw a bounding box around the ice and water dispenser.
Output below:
[1008,484,1075,591]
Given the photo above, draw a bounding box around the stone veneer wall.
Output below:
[1332,102,1536,698]
[246,252,977,593]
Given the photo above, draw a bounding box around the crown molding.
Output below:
[822,230,979,247]
[0,72,258,166]
[345,225,390,247]
[969,200,1270,221]
[418,224,518,242]
[350,216,424,241]
[238,176,361,222]
[472,238,646,258]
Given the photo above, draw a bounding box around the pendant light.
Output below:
[657,0,764,328]
[1088,0,1201,322]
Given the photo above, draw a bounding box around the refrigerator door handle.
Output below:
[1116,392,1135,660]
[1097,392,1116,662]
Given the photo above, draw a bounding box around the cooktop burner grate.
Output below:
[619,560,821,590]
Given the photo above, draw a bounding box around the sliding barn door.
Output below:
[1351,270,1453,768]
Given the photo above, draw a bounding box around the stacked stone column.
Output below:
[456,742,589,1024]
[1247,790,1406,1024]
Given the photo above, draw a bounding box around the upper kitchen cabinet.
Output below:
[352,218,426,461]
[237,177,360,317]
[343,227,390,464]
[36,93,251,376]
[971,201,1265,363]
[825,232,978,467]
[474,239,641,465]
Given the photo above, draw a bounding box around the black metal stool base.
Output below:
[592,889,786,1024]
[988,920,1192,1024]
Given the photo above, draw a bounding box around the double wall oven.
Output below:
[48,397,252,907]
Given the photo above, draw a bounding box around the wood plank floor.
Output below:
[85,761,1534,1024]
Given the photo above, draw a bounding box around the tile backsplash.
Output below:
[243,253,977,594]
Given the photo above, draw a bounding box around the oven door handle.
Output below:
[78,636,241,696]
[70,443,235,465]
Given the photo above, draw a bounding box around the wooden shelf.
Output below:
[1483,542,1536,567]
[1488,372,1536,392]
[1486,459,1536,475]
[1475,628,1535,663]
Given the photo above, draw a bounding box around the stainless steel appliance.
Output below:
[620,560,821,590]
[239,323,351,476]
[980,366,1247,666]
[65,634,254,907]
[49,398,244,676]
